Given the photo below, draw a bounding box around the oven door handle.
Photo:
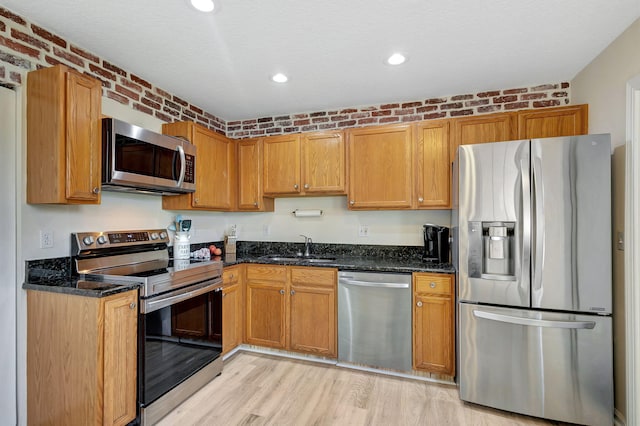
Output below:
[141,277,222,314]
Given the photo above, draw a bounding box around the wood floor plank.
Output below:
[157,352,556,426]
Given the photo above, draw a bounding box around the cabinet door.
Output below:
[413,294,454,375]
[415,120,450,209]
[347,124,413,209]
[289,267,336,357]
[237,138,274,211]
[450,112,517,163]
[301,132,346,194]
[263,134,301,195]
[245,265,287,349]
[223,266,244,354]
[65,71,102,202]
[517,104,588,139]
[103,291,137,426]
[192,127,236,209]
[413,273,454,376]
[223,283,241,354]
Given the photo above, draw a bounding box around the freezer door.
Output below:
[531,135,612,313]
[457,140,530,307]
[459,303,613,425]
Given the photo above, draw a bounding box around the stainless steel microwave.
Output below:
[101,118,196,195]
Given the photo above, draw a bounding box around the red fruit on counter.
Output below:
[209,245,217,254]
[213,248,222,256]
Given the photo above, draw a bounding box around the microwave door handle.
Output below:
[176,145,186,188]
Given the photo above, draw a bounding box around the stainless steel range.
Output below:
[72,229,224,425]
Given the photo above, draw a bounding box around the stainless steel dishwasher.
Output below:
[338,271,412,372]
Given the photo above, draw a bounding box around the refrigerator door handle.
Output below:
[473,310,596,329]
[520,159,531,287]
[532,156,545,293]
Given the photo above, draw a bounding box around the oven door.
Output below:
[139,278,222,409]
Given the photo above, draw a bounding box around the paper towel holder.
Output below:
[292,209,323,217]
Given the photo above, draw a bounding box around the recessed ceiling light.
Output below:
[272,73,288,83]
[191,0,214,12]
[387,53,406,65]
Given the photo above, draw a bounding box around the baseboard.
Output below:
[614,408,626,426]
[228,345,456,386]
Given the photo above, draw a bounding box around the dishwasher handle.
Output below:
[339,278,409,289]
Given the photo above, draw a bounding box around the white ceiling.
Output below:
[3,0,640,121]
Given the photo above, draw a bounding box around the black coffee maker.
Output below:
[423,224,450,263]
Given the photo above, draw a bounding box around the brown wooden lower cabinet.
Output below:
[289,267,336,357]
[222,265,244,355]
[245,264,288,348]
[245,264,337,357]
[412,272,455,376]
[27,289,138,426]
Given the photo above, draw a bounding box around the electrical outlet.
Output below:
[40,230,54,249]
[263,224,271,236]
[358,225,369,237]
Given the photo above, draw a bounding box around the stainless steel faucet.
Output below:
[299,234,313,257]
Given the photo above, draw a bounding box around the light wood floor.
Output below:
[158,351,556,426]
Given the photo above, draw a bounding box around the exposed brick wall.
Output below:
[227,83,571,138]
[0,7,225,133]
[0,6,571,140]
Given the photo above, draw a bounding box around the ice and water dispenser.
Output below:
[467,221,515,280]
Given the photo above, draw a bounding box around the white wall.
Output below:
[571,16,640,422]
[572,18,640,148]
[22,97,451,261]
[1,85,18,425]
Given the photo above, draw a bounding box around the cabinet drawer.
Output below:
[290,267,336,287]
[246,264,287,282]
[414,274,453,296]
[223,267,240,285]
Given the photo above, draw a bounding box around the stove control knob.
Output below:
[150,232,159,240]
[82,236,94,246]
[159,231,168,239]
[97,235,108,245]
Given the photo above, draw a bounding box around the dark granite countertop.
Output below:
[224,254,454,274]
[24,241,454,297]
[23,276,140,298]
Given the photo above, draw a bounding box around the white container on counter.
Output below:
[174,232,191,259]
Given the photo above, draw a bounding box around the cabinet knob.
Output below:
[430,282,436,288]
[222,293,226,298]
[93,187,100,194]
[294,184,299,190]
[280,289,285,295]
[416,301,423,307]
[304,183,309,189]
[129,302,136,310]
[290,290,295,295]
[418,197,424,203]
[349,200,355,206]
[194,198,199,204]
[229,274,234,279]
[253,202,258,207]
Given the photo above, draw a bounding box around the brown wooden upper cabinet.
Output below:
[517,104,588,139]
[262,131,346,196]
[27,64,102,204]
[347,124,413,210]
[237,138,274,211]
[414,120,451,209]
[450,112,517,163]
[162,121,237,211]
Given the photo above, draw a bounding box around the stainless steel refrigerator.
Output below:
[453,135,613,426]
